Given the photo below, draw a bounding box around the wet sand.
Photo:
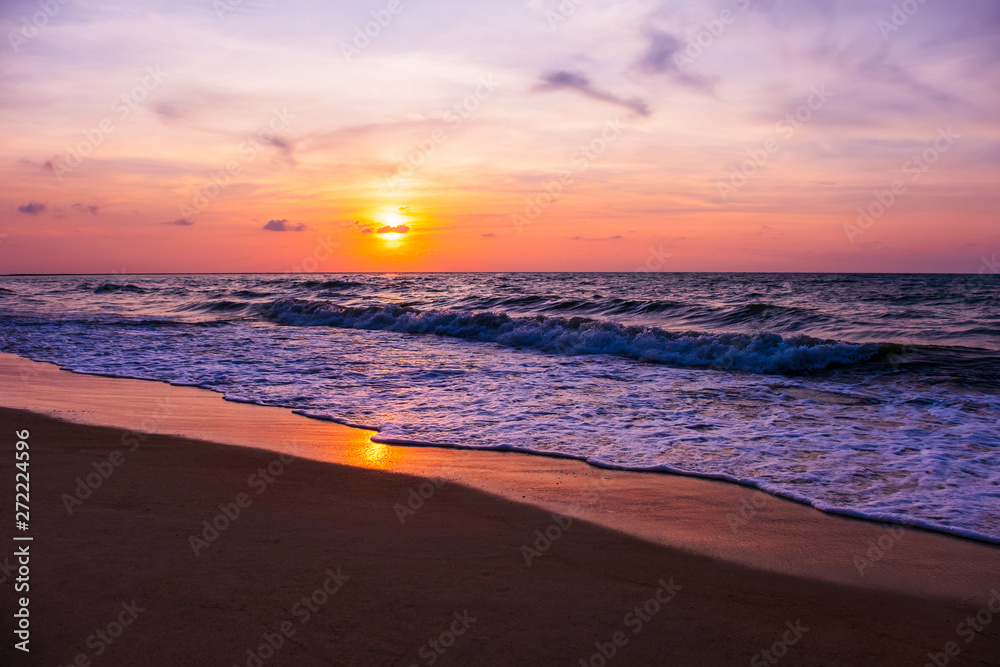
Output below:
[1,353,999,665]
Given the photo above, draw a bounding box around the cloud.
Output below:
[264,219,306,231]
[262,135,295,165]
[639,31,684,73]
[152,102,184,120]
[481,233,497,237]
[17,201,45,214]
[376,224,410,234]
[570,235,625,241]
[636,31,716,93]
[536,71,650,116]
[398,206,410,212]
[164,218,193,226]
[72,203,99,215]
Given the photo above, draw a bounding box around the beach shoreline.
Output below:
[2,406,1000,665]
[1,352,997,604]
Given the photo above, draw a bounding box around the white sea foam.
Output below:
[1,273,998,542]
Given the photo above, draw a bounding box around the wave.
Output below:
[93,282,147,294]
[301,279,365,289]
[259,299,880,373]
[407,292,839,331]
[172,299,250,313]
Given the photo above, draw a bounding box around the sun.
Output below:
[372,208,412,245]
[379,211,407,226]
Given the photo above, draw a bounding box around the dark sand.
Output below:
[1,353,999,665]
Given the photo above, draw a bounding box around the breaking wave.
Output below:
[260,298,880,373]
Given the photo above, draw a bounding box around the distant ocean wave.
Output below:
[259,298,881,373]
[93,282,148,294]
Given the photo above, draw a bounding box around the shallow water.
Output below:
[1,272,997,541]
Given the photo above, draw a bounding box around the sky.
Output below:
[0,0,998,273]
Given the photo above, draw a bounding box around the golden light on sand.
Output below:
[344,431,406,470]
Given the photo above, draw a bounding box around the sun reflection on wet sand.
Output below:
[343,428,407,470]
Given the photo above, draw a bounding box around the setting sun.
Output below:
[371,208,412,245]
[377,211,407,227]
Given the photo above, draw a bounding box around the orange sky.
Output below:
[1,0,998,273]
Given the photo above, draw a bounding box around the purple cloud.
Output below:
[537,71,650,116]
[376,224,410,234]
[72,203,99,215]
[18,201,45,214]
[264,219,306,231]
[637,31,716,93]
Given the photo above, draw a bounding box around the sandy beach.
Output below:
[4,0,999,661]
[1,353,998,665]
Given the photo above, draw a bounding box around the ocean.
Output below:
[1,272,997,542]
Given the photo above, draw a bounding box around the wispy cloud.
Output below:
[73,203,100,215]
[536,71,650,116]
[636,31,716,93]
